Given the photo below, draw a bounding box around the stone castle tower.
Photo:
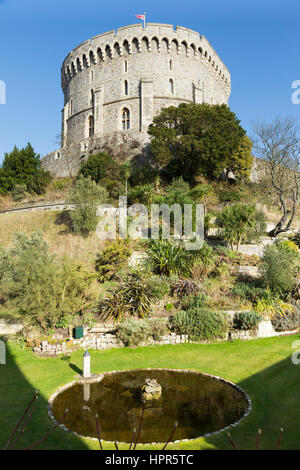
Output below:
[42,23,231,177]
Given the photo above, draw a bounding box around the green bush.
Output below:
[180,293,210,311]
[0,232,95,331]
[147,318,168,340]
[260,244,298,296]
[66,176,108,237]
[233,311,262,330]
[78,152,122,197]
[189,183,213,201]
[116,318,168,346]
[11,184,28,202]
[171,307,229,341]
[53,178,72,191]
[116,318,150,346]
[231,282,271,304]
[148,276,171,300]
[96,240,132,282]
[271,307,300,332]
[219,190,241,203]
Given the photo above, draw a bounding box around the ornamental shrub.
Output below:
[96,240,132,282]
[260,244,298,296]
[271,307,300,332]
[171,307,229,341]
[233,311,262,330]
[116,318,150,346]
[66,176,108,237]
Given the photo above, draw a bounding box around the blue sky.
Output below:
[0,0,299,162]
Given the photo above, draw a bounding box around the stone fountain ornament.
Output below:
[141,378,162,401]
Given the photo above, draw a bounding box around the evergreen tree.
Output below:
[0,143,51,195]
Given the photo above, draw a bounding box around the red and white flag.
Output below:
[136,14,145,20]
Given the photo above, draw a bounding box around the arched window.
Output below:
[88,115,94,137]
[124,60,128,72]
[124,80,128,95]
[169,79,174,95]
[122,108,130,130]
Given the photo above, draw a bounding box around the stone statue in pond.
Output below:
[141,379,162,401]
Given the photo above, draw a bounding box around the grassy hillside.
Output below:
[0,211,105,270]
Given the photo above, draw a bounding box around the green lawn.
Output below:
[1,335,300,450]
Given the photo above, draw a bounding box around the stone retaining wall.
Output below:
[33,332,189,356]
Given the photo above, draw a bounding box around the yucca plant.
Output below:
[99,272,156,321]
[192,242,218,278]
[99,290,128,322]
[171,279,201,297]
[120,272,156,318]
[146,239,193,277]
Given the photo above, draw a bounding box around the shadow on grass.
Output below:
[205,351,300,450]
[0,342,88,450]
[54,210,73,235]
[69,363,83,376]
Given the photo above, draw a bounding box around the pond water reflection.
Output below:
[52,369,247,443]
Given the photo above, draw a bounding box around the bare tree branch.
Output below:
[253,117,300,237]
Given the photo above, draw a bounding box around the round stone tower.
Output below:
[42,23,231,177]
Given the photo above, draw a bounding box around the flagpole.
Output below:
[144,12,146,29]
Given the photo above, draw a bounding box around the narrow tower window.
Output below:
[169,79,174,94]
[169,59,172,71]
[88,115,94,137]
[122,108,130,130]
[124,60,128,72]
[124,80,128,95]
[90,89,94,106]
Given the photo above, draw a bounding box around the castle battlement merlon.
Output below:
[61,23,231,88]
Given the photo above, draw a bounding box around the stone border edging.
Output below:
[47,368,252,446]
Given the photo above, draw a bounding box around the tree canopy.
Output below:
[78,151,121,197]
[0,143,51,195]
[148,103,251,182]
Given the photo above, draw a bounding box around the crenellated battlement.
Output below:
[61,23,230,91]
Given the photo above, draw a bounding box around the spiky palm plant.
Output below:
[147,240,193,277]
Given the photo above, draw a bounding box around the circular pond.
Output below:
[51,369,249,444]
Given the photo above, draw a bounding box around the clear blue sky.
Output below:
[0,0,299,162]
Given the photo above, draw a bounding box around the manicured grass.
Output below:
[1,335,300,450]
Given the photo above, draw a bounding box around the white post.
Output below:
[83,350,91,378]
